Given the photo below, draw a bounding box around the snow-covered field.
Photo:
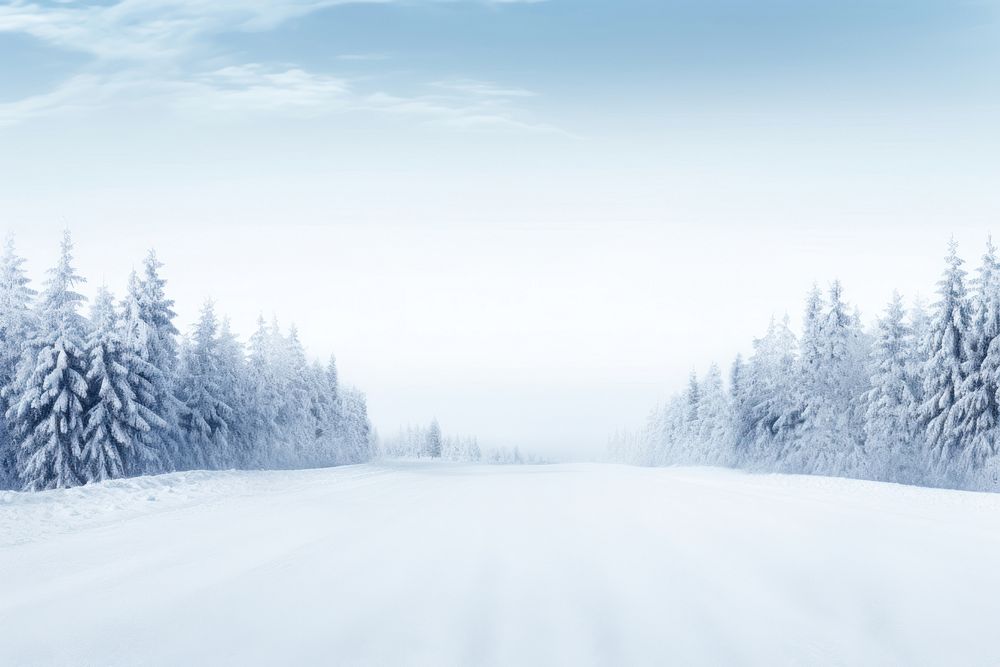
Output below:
[3,462,1000,666]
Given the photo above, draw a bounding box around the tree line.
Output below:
[0,231,373,491]
[611,239,1000,491]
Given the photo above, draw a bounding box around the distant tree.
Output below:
[696,363,733,465]
[341,388,373,463]
[175,301,232,469]
[426,418,443,458]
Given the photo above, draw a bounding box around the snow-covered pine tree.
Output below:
[953,239,1000,480]
[686,370,700,424]
[727,353,749,462]
[696,363,733,465]
[799,284,824,381]
[245,315,280,467]
[326,354,339,405]
[0,236,36,488]
[175,301,232,470]
[863,292,922,483]
[81,286,165,482]
[6,231,89,490]
[216,317,251,468]
[426,418,443,458]
[664,370,704,463]
[741,315,801,469]
[137,250,183,470]
[792,281,869,478]
[275,324,312,462]
[341,387,373,463]
[920,240,972,482]
[118,271,171,475]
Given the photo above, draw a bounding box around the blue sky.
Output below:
[2,0,1000,456]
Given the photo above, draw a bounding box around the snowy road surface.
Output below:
[3,462,1000,666]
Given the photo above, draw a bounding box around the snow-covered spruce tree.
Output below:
[799,284,824,383]
[863,292,923,483]
[741,315,801,470]
[137,250,184,471]
[426,418,443,458]
[650,394,688,466]
[920,240,972,483]
[792,281,870,478]
[685,370,700,424]
[0,236,36,488]
[118,272,172,475]
[341,387,373,463]
[245,316,281,466]
[81,286,165,482]
[275,325,313,464]
[322,355,344,464]
[306,361,342,466]
[175,301,232,470]
[950,239,1000,482]
[6,231,89,490]
[696,363,734,466]
[727,353,749,463]
[216,317,254,468]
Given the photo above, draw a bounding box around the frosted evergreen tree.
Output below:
[686,370,700,423]
[793,281,869,477]
[697,363,733,465]
[953,240,1000,477]
[341,388,373,463]
[118,272,171,474]
[175,301,232,469]
[81,287,165,482]
[920,240,972,481]
[216,317,251,467]
[6,231,88,490]
[863,292,922,483]
[326,354,339,404]
[275,325,312,462]
[137,250,183,470]
[426,418,443,458]
[728,353,749,459]
[741,315,800,469]
[245,315,280,466]
[799,284,824,381]
[0,236,36,487]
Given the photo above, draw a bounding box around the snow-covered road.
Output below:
[2,462,1000,666]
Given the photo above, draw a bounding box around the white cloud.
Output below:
[433,79,536,98]
[0,63,562,134]
[0,0,557,132]
[336,53,391,61]
[0,0,544,61]
[0,0,386,60]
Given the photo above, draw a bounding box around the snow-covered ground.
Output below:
[3,462,1000,666]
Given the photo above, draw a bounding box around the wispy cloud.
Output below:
[0,63,561,134]
[0,0,556,133]
[433,79,537,98]
[0,0,541,61]
[0,0,382,61]
[336,53,391,62]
